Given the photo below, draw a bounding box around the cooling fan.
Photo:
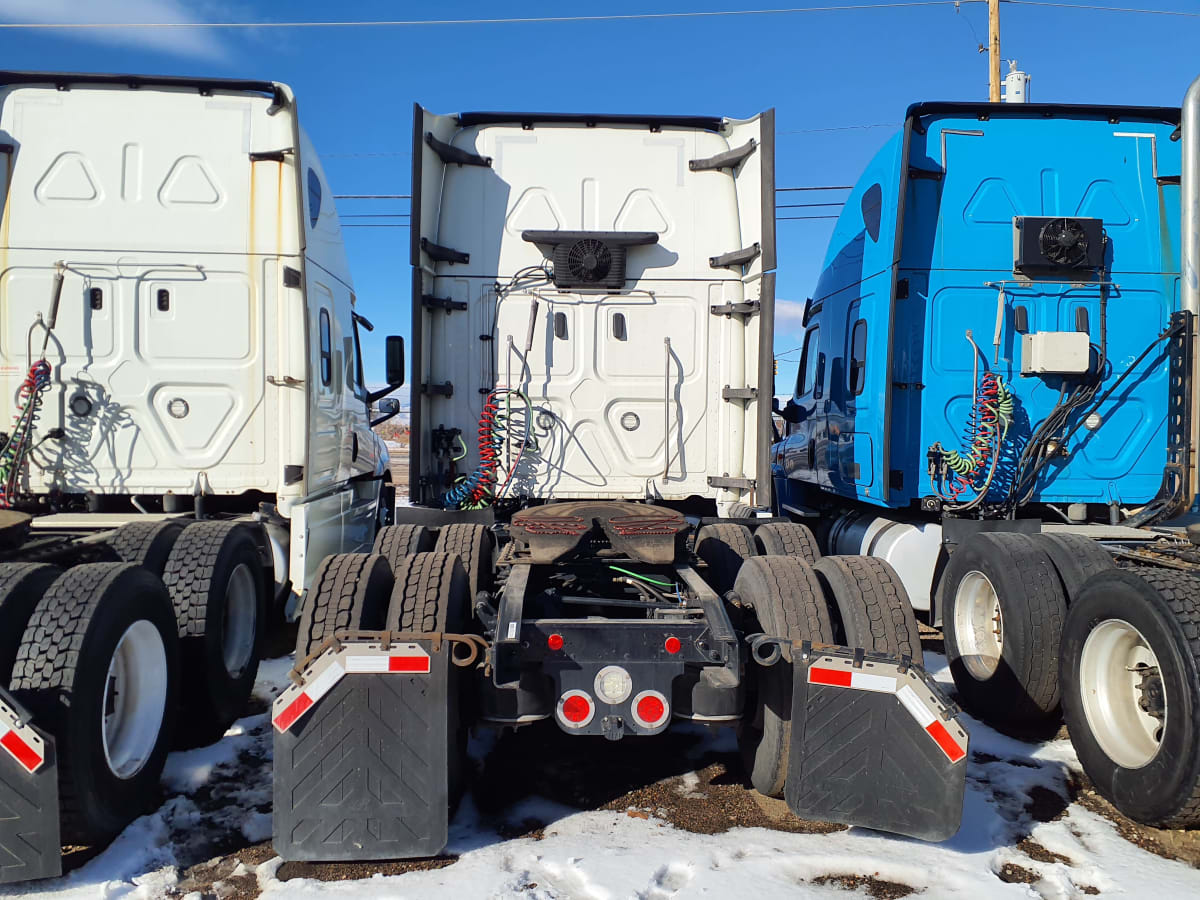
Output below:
[1038,218,1090,268]
[566,239,613,284]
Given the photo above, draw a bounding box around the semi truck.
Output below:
[269,103,971,865]
[0,71,402,883]
[772,78,1200,828]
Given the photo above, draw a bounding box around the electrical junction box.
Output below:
[1021,331,1091,375]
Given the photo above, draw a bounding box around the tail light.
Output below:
[556,690,595,728]
[631,690,670,730]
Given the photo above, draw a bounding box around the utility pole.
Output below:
[988,0,1002,102]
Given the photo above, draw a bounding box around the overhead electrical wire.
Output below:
[0,3,981,31]
[1005,2,1200,16]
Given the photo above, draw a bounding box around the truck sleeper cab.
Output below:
[0,70,402,884]
[271,106,972,865]
[773,97,1200,832]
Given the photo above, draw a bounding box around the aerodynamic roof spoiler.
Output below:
[0,70,288,108]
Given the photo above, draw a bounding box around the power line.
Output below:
[0,3,976,31]
[779,123,899,134]
[333,194,411,199]
[778,201,845,208]
[339,213,411,218]
[778,215,841,220]
[776,185,853,192]
[1005,1,1200,16]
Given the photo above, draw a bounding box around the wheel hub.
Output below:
[102,620,168,780]
[1079,618,1166,769]
[953,570,1004,681]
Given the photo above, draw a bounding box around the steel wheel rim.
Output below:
[102,620,168,779]
[954,570,1004,681]
[223,563,258,678]
[1079,618,1165,769]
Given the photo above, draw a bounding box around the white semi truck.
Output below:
[269,105,971,864]
[0,71,402,883]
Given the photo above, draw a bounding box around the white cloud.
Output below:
[774,298,807,326]
[0,0,230,61]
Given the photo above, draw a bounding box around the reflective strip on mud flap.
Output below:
[807,660,967,764]
[0,720,45,773]
[272,643,435,733]
[808,667,896,693]
[896,684,967,763]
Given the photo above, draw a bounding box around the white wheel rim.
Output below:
[102,620,168,780]
[954,570,1004,681]
[1079,618,1166,768]
[222,563,258,678]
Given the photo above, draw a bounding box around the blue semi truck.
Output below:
[773,90,1200,828]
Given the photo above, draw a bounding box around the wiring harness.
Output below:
[929,371,1013,511]
[0,360,52,508]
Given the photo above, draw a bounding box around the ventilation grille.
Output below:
[1014,216,1105,275]
[522,230,660,291]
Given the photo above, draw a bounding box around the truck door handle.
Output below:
[352,433,359,462]
[807,439,816,466]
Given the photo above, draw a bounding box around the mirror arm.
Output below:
[367,384,401,404]
[371,409,399,428]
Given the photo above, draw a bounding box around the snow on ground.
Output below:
[4,652,1199,899]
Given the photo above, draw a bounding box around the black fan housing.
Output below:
[1014,216,1105,275]
[522,230,660,290]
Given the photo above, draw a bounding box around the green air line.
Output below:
[607,565,675,587]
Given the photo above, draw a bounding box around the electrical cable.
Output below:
[0,4,979,31]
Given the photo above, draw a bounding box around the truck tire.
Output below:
[9,563,179,844]
[162,522,268,747]
[434,523,494,600]
[1061,568,1200,828]
[105,519,187,576]
[373,524,436,568]
[754,522,821,565]
[734,556,835,798]
[0,563,62,685]
[727,502,755,519]
[695,523,756,594]
[942,532,1066,724]
[812,555,923,666]
[385,552,471,807]
[295,553,394,660]
[1034,533,1116,603]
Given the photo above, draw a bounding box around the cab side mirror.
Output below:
[385,335,405,387]
[371,396,401,427]
[369,336,406,403]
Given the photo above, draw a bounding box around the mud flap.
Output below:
[784,645,968,842]
[272,641,452,861]
[0,688,60,884]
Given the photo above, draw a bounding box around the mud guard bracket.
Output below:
[0,689,60,885]
[784,644,968,842]
[272,641,452,861]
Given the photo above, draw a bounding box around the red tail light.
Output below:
[547,633,564,651]
[664,636,681,655]
[556,690,595,728]
[631,690,669,729]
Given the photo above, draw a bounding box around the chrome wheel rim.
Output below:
[1079,618,1165,769]
[222,563,258,678]
[102,621,168,779]
[954,570,1004,681]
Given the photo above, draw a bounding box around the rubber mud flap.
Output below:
[0,688,60,884]
[272,641,451,861]
[784,645,968,842]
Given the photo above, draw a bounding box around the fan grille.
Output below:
[1038,218,1090,268]
[566,239,613,283]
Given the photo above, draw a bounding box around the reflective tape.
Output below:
[808,667,897,694]
[897,684,966,763]
[273,660,346,733]
[0,724,43,773]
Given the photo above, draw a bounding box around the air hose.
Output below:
[931,371,1012,507]
[0,360,52,508]
[442,388,533,509]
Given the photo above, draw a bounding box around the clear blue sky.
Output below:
[2,1,1198,387]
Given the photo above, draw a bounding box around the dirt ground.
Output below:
[152,631,1200,899]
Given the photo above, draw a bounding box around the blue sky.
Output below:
[2,1,1198,387]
